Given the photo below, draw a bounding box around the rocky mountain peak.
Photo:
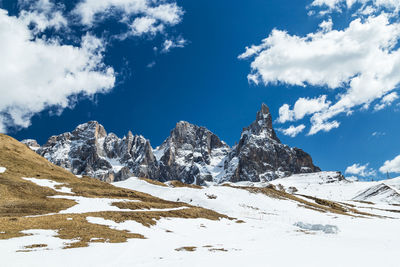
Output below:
[165,121,227,151]
[27,103,321,184]
[72,121,107,140]
[243,103,280,142]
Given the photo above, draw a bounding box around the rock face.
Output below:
[21,139,40,151]
[27,104,320,184]
[156,121,230,184]
[36,121,158,182]
[222,104,320,182]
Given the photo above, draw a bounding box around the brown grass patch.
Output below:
[168,180,202,189]
[209,248,228,252]
[175,246,196,252]
[112,200,188,210]
[139,177,167,187]
[24,244,48,249]
[95,207,229,227]
[205,193,217,199]
[0,213,144,248]
[352,200,375,205]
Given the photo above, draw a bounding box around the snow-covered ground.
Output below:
[23,178,73,194]
[1,172,400,267]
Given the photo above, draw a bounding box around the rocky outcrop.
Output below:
[155,121,230,184]
[26,104,320,184]
[222,104,320,182]
[36,121,157,182]
[21,139,40,151]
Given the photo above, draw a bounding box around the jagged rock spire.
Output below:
[243,103,280,142]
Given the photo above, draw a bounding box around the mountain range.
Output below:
[22,104,320,184]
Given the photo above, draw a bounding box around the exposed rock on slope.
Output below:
[222,104,320,182]
[156,121,230,184]
[353,178,400,204]
[24,104,320,184]
[34,121,158,182]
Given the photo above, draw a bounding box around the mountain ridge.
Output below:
[22,104,320,184]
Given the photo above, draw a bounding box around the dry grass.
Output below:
[0,214,144,248]
[205,193,217,199]
[112,200,188,210]
[95,207,229,227]
[168,180,202,189]
[209,248,228,252]
[352,200,375,205]
[0,134,229,250]
[24,244,48,249]
[139,177,168,187]
[175,246,197,252]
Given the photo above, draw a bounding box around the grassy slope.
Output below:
[0,134,227,249]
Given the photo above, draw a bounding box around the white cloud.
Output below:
[18,0,67,32]
[277,95,331,123]
[240,13,400,135]
[0,8,115,132]
[161,37,186,53]
[379,155,400,173]
[372,131,386,136]
[73,0,183,39]
[310,0,400,14]
[309,119,340,135]
[130,16,162,35]
[278,124,306,137]
[345,163,376,177]
[374,92,399,110]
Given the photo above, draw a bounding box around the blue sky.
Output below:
[1,0,400,180]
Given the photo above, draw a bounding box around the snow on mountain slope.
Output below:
[268,172,366,201]
[352,177,400,204]
[3,134,400,267]
[2,171,400,267]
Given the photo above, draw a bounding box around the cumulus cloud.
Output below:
[277,95,331,123]
[379,155,400,173]
[278,124,306,137]
[345,163,377,177]
[240,13,400,135]
[310,0,400,14]
[18,0,67,32]
[0,8,115,132]
[73,0,183,39]
[374,92,399,111]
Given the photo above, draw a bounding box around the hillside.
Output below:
[0,134,227,249]
[1,135,400,266]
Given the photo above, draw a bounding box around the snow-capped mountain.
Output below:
[31,121,158,182]
[156,121,231,184]
[23,104,320,184]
